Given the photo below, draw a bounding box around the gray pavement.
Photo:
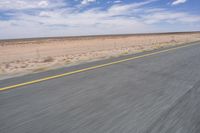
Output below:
[1,42,200,133]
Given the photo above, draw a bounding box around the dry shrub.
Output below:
[43,57,54,62]
[33,67,48,72]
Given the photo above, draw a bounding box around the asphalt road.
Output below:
[1,42,200,133]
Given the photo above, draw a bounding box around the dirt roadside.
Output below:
[0,32,200,79]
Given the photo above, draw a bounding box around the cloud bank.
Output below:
[0,0,199,39]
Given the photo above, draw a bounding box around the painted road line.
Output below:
[0,42,199,91]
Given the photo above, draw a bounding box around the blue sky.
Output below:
[0,0,199,39]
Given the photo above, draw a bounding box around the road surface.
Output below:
[1,42,200,133]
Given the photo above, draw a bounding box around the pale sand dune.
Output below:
[0,33,200,77]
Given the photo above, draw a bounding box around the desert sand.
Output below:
[0,32,200,78]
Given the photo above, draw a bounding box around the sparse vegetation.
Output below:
[32,67,48,72]
[0,33,200,77]
[43,57,54,62]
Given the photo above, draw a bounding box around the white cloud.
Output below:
[114,0,122,4]
[81,0,96,5]
[172,0,187,5]
[0,0,43,10]
[0,0,65,10]
[38,1,49,8]
[143,9,200,24]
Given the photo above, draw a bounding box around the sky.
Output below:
[0,0,199,39]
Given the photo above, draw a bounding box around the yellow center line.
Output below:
[0,42,199,91]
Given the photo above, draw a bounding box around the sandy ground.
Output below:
[0,33,200,78]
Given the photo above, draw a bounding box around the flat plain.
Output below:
[0,32,200,78]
